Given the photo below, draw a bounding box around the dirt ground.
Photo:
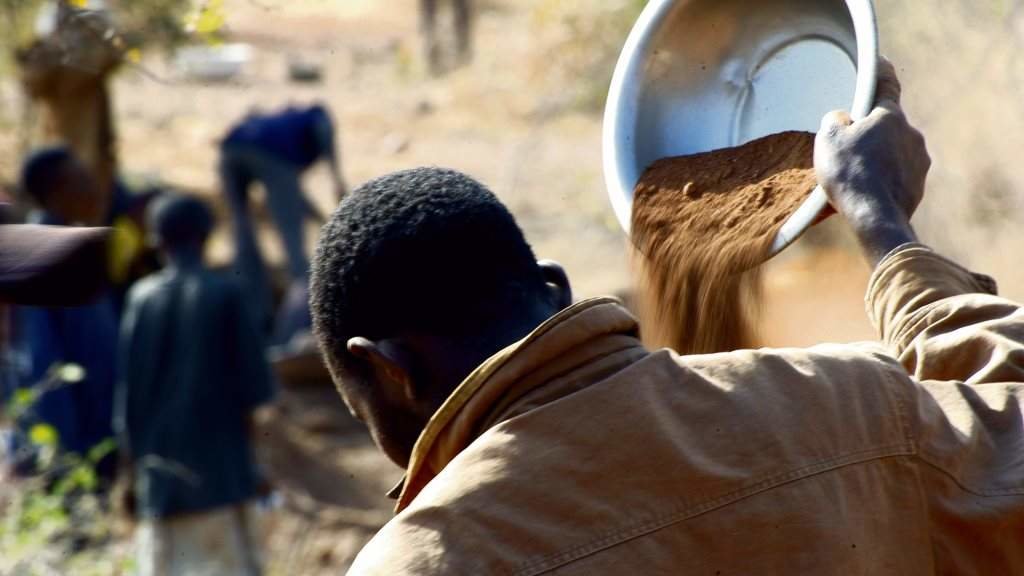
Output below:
[3,0,1024,572]
[253,382,397,574]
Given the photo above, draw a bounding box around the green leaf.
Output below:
[87,438,117,464]
[56,363,86,383]
[8,388,37,419]
[185,0,225,40]
[28,423,58,447]
[55,464,97,494]
[12,388,35,408]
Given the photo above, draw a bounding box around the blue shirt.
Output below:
[18,298,118,458]
[116,263,274,518]
[223,105,333,169]
[14,212,118,469]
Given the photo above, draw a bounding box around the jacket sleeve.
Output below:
[866,243,1024,384]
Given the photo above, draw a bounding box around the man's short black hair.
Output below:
[310,167,546,371]
[20,146,73,206]
[147,193,214,251]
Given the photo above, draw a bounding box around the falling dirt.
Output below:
[631,131,817,354]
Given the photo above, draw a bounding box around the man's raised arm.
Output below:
[818,58,1024,384]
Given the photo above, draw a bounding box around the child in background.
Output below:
[116,194,274,576]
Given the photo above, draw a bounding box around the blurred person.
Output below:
[116,194,274,576]
[219,103,347,344]
[0,222,111,474]
[421,0,473,75]
[310,62,1024,574]
[20,147,104,227]
[12,148,119,479]
[17,146,159,313]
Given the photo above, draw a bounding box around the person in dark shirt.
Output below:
[17,146,159,314]
[13,148,119,478]
[219,104,347,344]
[115,194,274,575]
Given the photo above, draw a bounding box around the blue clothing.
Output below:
[223,105,333,169]
[116,263,274,519]
[10,212,119,477]
[219,106,332,340]
[219,146,308,334]
[18,298,118,458]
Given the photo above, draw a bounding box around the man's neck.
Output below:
[166,248,205,271]
[414,301,561,408]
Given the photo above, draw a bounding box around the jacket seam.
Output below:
[514,443,916,576]
[915,452,1024,497]
[876,358,915,445]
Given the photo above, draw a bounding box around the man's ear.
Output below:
[346,337,418,403]
[538,260,572,310]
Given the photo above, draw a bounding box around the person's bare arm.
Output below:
[312,108,349,204]
[817,59,1024,385]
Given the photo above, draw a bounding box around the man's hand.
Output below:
[815,58,931,266]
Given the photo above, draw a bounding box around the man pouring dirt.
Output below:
[310,61,1024,573]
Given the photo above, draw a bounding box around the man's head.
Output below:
[20,146,102,225]
[147,193,214,260]
[310,167,572,467]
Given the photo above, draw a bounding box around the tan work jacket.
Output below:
[349,245,1024,575]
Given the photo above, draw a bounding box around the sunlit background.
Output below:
[1,0,1022,572]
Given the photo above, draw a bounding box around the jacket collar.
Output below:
[395,297,642,512]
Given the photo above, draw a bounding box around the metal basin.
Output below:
[603,0,878,255]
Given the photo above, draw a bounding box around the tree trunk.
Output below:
[15,2,121,224]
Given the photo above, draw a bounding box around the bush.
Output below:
[0,363,132,575]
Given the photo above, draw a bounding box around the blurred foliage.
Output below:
[0,0,46,71]
[0,363,132,575]
[989,0,1017,17]
[529,0,646,114]
[105,0,228,49]
[184,0,225,40]
[0,0,226,75]
[0,442,131,575]
[109,0,194,49]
